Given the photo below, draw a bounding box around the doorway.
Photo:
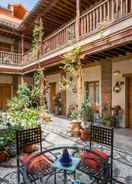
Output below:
[50,82,56,113]
[0,84,11,111]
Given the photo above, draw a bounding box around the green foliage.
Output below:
[32,19,44,57]
[80,97,94,122]
[60,76,73,91]
[62,48,81,75]
[8,83,31,112]
[8,82,39,129]
[18,108,39,129]
[102,115,112,126]
[69,111,79,120]
[31,68,46,107]
[0,137,6,151]
[60,48,81,91]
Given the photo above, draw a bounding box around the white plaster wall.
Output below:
[66,65,101,114]
[46,73,61,111]
[112,56,132,127]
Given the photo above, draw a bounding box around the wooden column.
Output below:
[13,75,19,96]
[60,70,66,116]
[21,34,24,64]
[20,75,24,85]
[75,0,80,41]
[101,60,112,117]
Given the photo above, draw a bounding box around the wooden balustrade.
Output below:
[42,20,76,55]
[23,0,132,64]
[0,51,22,65]
[80,0,132,37]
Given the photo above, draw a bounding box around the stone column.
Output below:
[101,60,112,117]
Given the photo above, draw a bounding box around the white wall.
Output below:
[112,56,132,127]
[66,65,101,114]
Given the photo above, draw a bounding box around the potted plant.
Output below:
[0,138,8,162]
[17,108,39,153]
[69,110,82,137]
[39,106,52,123]
[79,98,92,141]
[102,115,113,127]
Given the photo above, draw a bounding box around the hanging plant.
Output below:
[60,76,73,91]
[60,47,83,111]
[61,47,81,76]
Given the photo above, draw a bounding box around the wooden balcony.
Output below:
[0,51,22,66]
[22,0,132,65]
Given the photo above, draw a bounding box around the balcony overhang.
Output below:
[21,25,132,74]
[18,0,98,37]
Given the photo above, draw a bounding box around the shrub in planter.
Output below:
[69,111,82,137]
[39,107,52,123]
[102,116,113,127]
[0,139,8,162]
[80,128,90,141]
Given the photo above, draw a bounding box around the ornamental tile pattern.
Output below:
[0,117,132,184]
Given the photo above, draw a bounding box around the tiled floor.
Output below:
[0,116,132,184]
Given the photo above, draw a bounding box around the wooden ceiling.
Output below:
[0,24,20,38]
[19,0,98,37]
[83,43,132,63]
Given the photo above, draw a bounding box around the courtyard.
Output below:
[1,0,132,183]
[0,116,132,184]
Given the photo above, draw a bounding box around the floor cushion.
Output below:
[20,154,51,173]
[80,149,109,170]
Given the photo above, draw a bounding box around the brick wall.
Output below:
[101,60,112,116]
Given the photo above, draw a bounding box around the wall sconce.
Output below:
[113,81,124,93]
[113,70,121,77]
[69,76,73,81]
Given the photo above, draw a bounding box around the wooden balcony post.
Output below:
[21,34,24,64]
[76,0,80,41]
[20,75,24,85]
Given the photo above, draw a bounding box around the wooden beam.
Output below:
[107,50,119,57]
[123,46,132,52]
[76,0,80,41]
[114,48,127,56]
[40,0,59,17]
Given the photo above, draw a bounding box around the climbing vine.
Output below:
[32,18,44,58]
[60,48,83,110]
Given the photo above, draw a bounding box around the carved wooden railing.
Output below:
[80,0,132,37]
[0,51,22,65]
[22,0,132,65]
[42,20,76,54]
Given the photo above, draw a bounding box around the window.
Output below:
[85,81,100,105]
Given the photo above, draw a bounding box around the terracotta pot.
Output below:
[23,144,36,153]
[80,128,90,141]
[69,120,82,137]
[0,151,7,162]
[40,112,52,123]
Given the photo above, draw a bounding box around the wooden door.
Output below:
[128,77,132,128]
[61,90,66,116]
[0,85,11,111]
[50,83,56,113]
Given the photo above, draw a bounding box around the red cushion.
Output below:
[80,149,108,170]
[20,154,51,173]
